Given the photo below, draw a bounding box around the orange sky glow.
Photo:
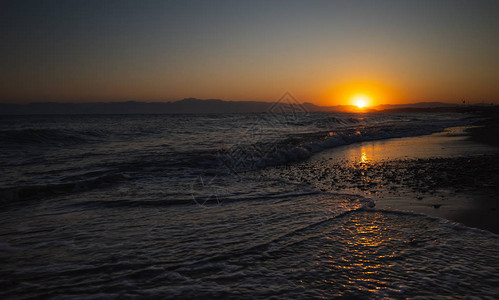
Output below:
[1,1,498,106]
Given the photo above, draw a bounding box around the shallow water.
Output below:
[313,126,497,163]
[1,193,498,298]
[267,126,499,234]
[1,113,498,298]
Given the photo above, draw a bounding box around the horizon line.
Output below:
[1,98,496,107]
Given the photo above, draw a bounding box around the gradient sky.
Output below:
[1,0,498,105]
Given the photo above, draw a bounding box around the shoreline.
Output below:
[268,118,499,234]
[468,109,499,147]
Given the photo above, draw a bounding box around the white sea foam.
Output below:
[1,113,495,299]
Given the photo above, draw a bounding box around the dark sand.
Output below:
[266,117,499,234]
[468,109,499,147]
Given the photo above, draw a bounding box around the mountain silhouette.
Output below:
[0,98,465,114]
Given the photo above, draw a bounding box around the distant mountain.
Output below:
[0,98,475,115]
[0,98,325,114]
[372,102,459,110]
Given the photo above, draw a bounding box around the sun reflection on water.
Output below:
[325,212,399,295]
[360,150,368,164]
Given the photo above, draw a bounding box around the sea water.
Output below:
[0,113,497,298]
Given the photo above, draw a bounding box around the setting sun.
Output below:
[352,94,371,108]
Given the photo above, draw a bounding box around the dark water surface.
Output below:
[1,113,498,298]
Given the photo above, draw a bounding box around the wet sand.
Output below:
[268,125,499,234]
[468,109,499,147]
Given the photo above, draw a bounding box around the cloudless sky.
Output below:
[1,0,498,105]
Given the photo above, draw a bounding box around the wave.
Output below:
[180,197,497,273]
[0,113,471,204]
[67,190,323,210]
[0,173,127,204]
[365,207,499,237]
[0,128,100,147]
[1,120,468,203]
[219,118,467,174]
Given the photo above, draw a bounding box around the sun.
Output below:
[351,94,371,109]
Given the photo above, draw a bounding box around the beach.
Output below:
[3,1,499,298]
[1,112,498,298]
[266,123,499,233]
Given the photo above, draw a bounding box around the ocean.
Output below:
[1,112,498,298]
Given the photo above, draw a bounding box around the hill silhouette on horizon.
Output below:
[0,98,479,115]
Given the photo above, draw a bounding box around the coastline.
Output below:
[1,112,498,298]
[468,109,499,147]
[267,116,499,234]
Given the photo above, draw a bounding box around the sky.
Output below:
[1,0,498,106]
